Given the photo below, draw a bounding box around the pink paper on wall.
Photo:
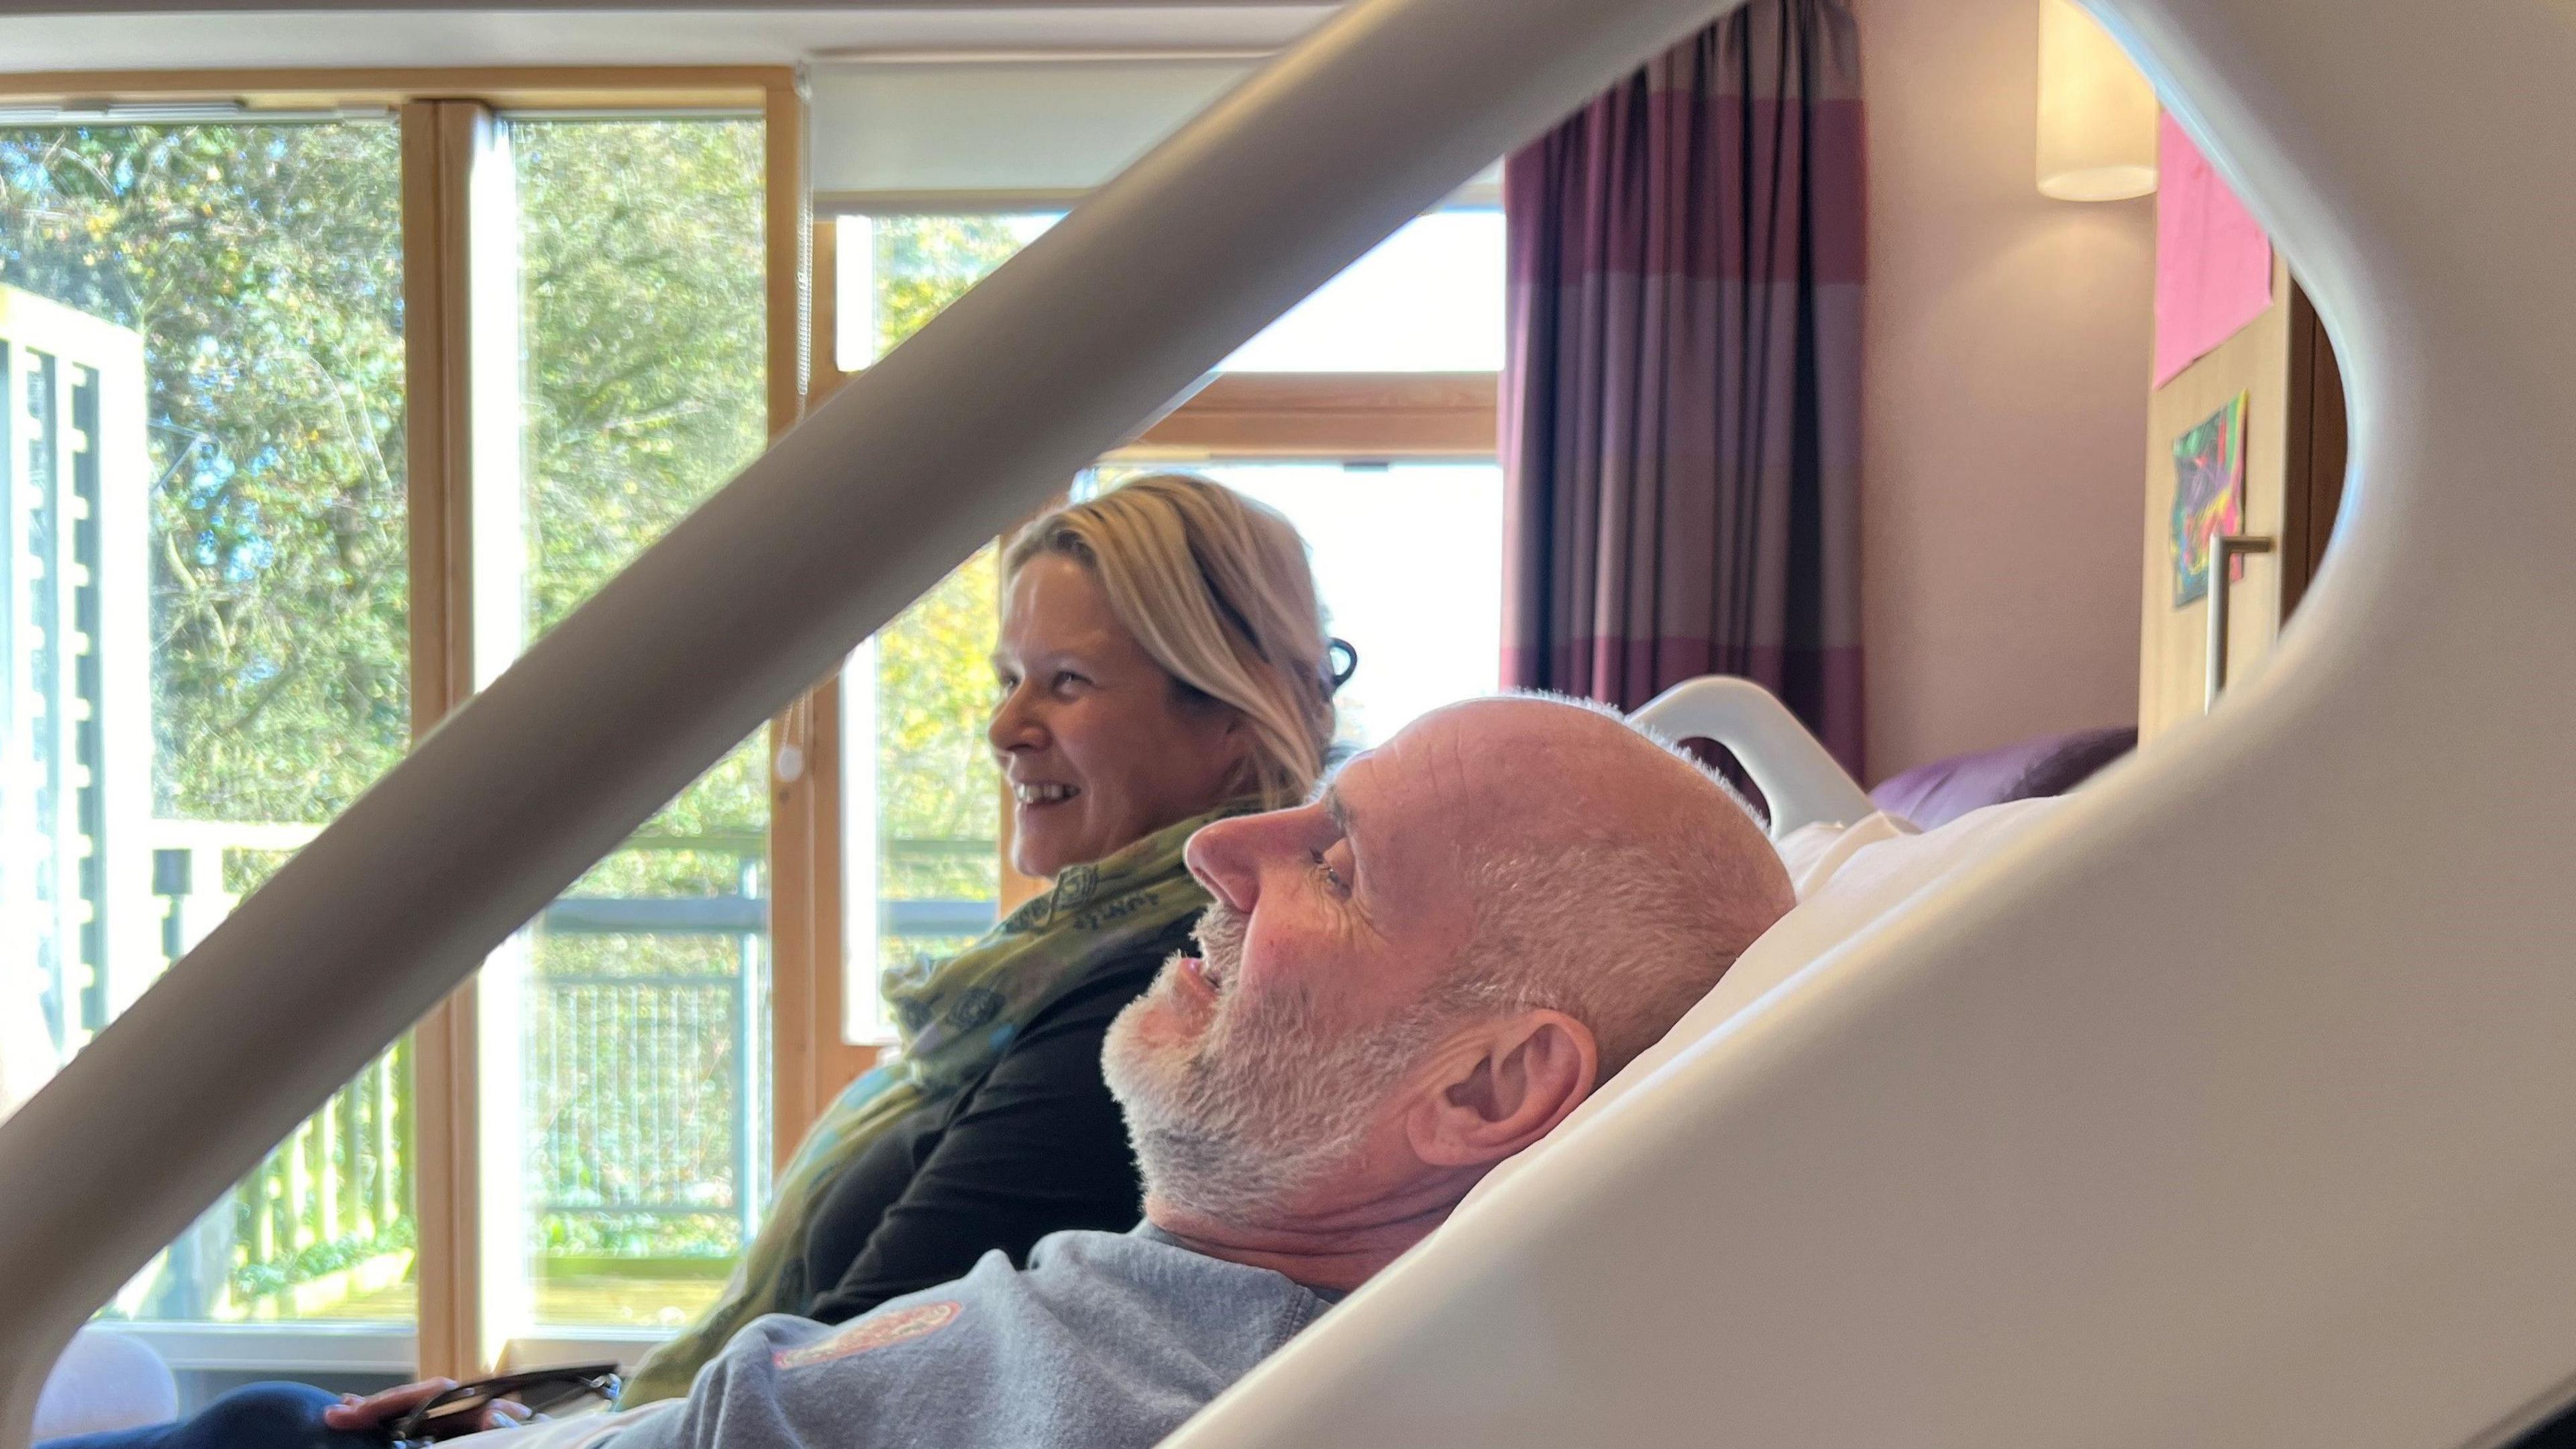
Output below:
[2153,111,2273,387]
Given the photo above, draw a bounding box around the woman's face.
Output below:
[989,553,1249,880]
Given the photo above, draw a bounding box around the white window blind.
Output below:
[809,58,1263,203]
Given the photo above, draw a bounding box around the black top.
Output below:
[797,918,1187,1324]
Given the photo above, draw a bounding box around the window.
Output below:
[839,545,1002,1044]
[0,71,806,1385]
[1104,461,1505,749]
[828,215,1024,1040]
[0,118,415,1328]
[835,213,1054,373]
[833,208,1506,375]
[501,116,773,1332]
[1220,210,1504,373]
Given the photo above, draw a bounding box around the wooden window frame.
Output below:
[1116,371,1499,462]
[8,65,810,1380]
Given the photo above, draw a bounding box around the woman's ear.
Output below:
[1403,1012,1599,1171]
[1212,704,1257,781]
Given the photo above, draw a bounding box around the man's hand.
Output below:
[321,1379,537,1436]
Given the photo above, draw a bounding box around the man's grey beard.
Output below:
[1103,901,1453,1222]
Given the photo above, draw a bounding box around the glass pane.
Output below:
[841,548,1002,1044]
[835,213,1056,372]
[0,121,413,1326]
[506,116,770,1331]
[833,208,1506,374]
[1220,210,1505,372]
[1201,462,1504,747]
[1099,462,1505,749]
[834,217,1014,1042]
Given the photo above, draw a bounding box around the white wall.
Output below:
[1856,0,2151,782]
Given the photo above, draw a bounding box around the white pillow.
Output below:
[1462,797,2070,1208]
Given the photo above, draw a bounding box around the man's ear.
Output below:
[1404,1011,1599,1170]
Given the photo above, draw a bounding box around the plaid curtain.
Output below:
[1501,0,1867,774]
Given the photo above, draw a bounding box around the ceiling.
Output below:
[0,4,1334,72]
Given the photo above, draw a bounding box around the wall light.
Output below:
[2037,0,2157,201]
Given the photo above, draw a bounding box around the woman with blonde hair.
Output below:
[619,472,1345,1402]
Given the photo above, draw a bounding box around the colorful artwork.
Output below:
[2170,392,2249,607]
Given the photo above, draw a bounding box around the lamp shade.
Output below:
[2036,0,2157,200]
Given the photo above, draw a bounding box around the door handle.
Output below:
[2206,533,2276,711]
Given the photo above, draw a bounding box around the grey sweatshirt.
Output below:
[486,1226,1334,1449]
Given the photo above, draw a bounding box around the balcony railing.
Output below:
[113,822,992,1326]
[527,841,771,1303]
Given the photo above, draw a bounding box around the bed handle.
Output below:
[1629,676,1876,839]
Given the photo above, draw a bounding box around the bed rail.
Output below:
[1630,676,1876,838]
[0,0,1739,1440]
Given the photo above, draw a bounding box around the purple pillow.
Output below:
[1868,727,2137,832]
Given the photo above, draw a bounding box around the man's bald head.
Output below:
[1411,695,1795,1076]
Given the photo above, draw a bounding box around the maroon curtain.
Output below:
[1501,0,1867,775]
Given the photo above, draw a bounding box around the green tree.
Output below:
[1,123,409,825]
[871,214,1030,361]
[513,118,770,904]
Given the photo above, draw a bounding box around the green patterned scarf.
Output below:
[619,800,1244,1405]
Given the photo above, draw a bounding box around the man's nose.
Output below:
[1183,815,1262,915]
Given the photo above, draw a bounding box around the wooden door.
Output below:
[2137,260,2347,744]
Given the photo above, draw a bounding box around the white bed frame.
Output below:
[9,0,2576,1446]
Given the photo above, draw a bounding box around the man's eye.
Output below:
[1052,670,1087,691]
[1310,849,1349,894]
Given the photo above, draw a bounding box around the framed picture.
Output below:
[2170,391,2249,607]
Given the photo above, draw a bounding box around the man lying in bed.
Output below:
[54,696,1794,1449]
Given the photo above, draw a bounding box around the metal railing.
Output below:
[123,824,991,1317]
[0,0,1721,1432]
[527,841,991,1267]
[137,823,409,1322]
[529,843,771,1279]
[202,1050,409,1320]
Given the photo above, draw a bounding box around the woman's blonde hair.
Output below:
[1005,473,1337,808]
